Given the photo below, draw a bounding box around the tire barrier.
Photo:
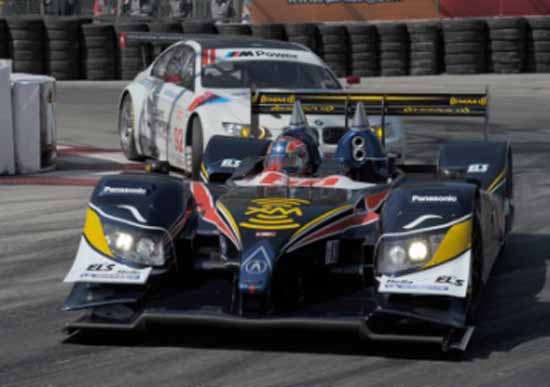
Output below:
[44,18,89,80]
[347,23,379,77]
[147,22,183,59]
[81,23,117,80]
[0,19,9,59]
[114,23,149,80]
[215,23,252,36]
[527,16,550,73]
[487,17,528,74]
[319,24,349,77]
[181,21,217,34]
[407,21,441,75]
[442,18,488,75]
[285,23,322,57]
[4,16,550,80]
[6,17,46,74]
[251,24,287,41]
[376,22,409,76]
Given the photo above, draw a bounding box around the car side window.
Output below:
[151,49,175,79]
[162,45,196,90]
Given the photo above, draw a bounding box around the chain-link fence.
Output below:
[0,0,242,20]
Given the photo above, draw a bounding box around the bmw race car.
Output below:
[117,32,405,179]
[64,92,513,351]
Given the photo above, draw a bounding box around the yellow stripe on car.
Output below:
[201,163,209,179]
[291,204,353,239]
[83,208,113,257]
[487,169,505,192]
[423,218,473,269]
[216,201,241,244]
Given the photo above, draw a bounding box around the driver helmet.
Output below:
[264,135,311,176]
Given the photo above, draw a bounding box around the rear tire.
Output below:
[191,118,204,181]
[119,95,143,161]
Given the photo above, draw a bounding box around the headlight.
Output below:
[104,223,170,267]
[222,122,271,139]
[377,232,444,274]
[371,126,384,142]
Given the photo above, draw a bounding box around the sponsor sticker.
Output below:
[240,197,310,231]
[435,275,465,287]
[382,278,451,292]
[101,186,147,195]
[221,159,242,168]
[411,195,458,203]
[467,163,489,173]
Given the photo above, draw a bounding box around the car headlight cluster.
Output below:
[377,232,445,274]
[103,223,170,267]
[222,122,272,139]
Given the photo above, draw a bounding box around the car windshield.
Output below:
[201,60,341,89]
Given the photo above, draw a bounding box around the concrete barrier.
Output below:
[0,63,57,176]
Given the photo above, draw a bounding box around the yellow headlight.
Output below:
[240,126,251,138]
[371,127,384,141]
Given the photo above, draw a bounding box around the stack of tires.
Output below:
[147,22,183,63]
[408,21,441,75]
[216,24,251,36]
[347,24,378,77]
[487,17,527,73]
[81,24,117,80]
[285,23,322,56]
[0,19,8,59]
[442,19,488,74]
[527,16,550,73]
[319,25,349,77]
[181,21,217,34]
[115,23,149,80]
[6,18,46,74]
[377,23,409,76]
[44,18,84,80]
[251,24,287,41]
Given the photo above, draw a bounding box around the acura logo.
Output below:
[244,259,268,274]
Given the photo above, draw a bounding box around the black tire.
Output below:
[285,23,318,36]
[83,35,117,49]
[181,21,217,34]
[445,53,485,65]
[445,42,486,54]
[49,40,77,50]
[491,51,523,63]
[191,117,204,180]
[407,21,440,34]
[443,31,486,43]
[445,63,483,74]
[48,50,77,60]
[491,41,522,51]
[381,67,408,76]
[442,18,486,32]
[380,41,408,51]
[119,95,142,161]
[350,42,377,53]
[215,23,251,35]
[410,51,438,61]
[8,29,43,40]
[147,22,183,33]
[251,24,287,41]
[376,22,407,37]
[351,52,376,61]
[322,34,348,45]
[527,16,550,30]
[410,66,439,75]
[487,17,526,29]
[411,41,439,51]
[322,43,344,54]
[81,24,116,37]
[532,30,550,41]
[489,28,526,41]
[380,51,407,60]
[530,41,550,52]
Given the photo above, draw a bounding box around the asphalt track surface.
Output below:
[1,75,550,386]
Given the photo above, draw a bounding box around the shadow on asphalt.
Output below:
[63,232,550,362]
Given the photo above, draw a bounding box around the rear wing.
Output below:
[250,89,490,142]
[119,31,212,47]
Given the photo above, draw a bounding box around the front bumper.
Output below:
[64,287,473,351]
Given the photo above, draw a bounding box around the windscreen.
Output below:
[201,60,342,90]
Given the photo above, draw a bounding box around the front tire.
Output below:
[119,95,143,161]
[190,117,204,180]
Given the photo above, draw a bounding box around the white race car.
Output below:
[118,34,405,178]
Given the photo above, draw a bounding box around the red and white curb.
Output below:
[0,144,145,187]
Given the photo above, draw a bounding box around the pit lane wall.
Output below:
[0,63,57,176]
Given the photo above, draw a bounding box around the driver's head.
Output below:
[264,135,312,176]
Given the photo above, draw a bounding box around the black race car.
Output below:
[63,91,513,352]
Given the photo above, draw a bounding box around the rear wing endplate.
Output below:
[251,89,490,141]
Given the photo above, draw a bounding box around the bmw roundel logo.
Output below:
[244,259,268,274]
[314,119,324,127]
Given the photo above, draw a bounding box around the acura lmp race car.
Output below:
[116,33,405,179]
[64,89,513,352]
